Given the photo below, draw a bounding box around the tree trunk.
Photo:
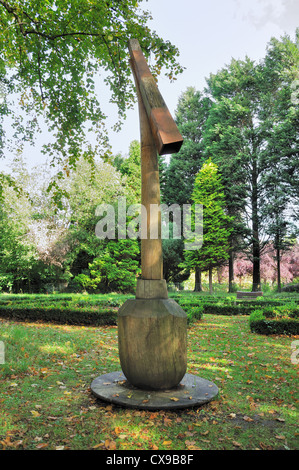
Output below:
[251,157,261,292]
[209,266,213,294]
[228,250,234,292]
[194,266,202,292]
[252,244,261,292]
[276,246,281,293]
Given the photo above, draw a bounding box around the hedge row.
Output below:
[0,297,298,335]
[0,305,118,326]
[175,297,299,317]
[249,309,299,335]
[0,303,203,327]
[0,297,123,308]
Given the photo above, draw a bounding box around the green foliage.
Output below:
[162,87,211,206]
[0,180,39,292]
[203,32,299,291]
[74,240,140,293]
[0,151,141,294]
[0,0,183,167]
[249,303,299,335]
[162,222,190,285]
[0,303,118,326]
[183,159,234,287]
[116,140,141,204]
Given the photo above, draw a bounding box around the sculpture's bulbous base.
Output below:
[117,298,187,390]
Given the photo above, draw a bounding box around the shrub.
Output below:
[249,307,299,336]
[183,304,204,325]
[282,283,299,293]
[201,303,252,315]
[0,304,118,326]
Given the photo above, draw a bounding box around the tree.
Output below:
[162,222,190,287]
[0,0,183,173]
[203,32,299,291]
[183,159,234,294]
[260,174,298,292]
[74,239,140,293]
[258,33,299,291]
[115,139,141,204]
[162,87,211,207]
[161,87,211,290]
[59,155,128,287]
[0,174,39,292]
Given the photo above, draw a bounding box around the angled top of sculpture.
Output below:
[128,39,183,156]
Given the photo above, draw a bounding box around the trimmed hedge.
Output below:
[249,307,299,336]
[171,295,298,316]
[182,305,204,324]
[0,305,118,326]
[201,304,252,315]
[0,299,204,327]
[1,293,298,327]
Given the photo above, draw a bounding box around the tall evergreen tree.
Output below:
[162,87,211,206]
[183,159,234,294]
[203,31,299,291]
[162,87,211,290]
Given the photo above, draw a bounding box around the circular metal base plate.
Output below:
[91,371,219,410]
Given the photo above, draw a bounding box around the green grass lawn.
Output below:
[0,311,298,450]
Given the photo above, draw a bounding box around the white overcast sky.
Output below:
[1,0,298,172]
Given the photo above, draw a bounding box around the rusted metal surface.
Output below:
[128,39,183,156]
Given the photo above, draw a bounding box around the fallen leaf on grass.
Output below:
[35,443,48,449]
[259,442,273,450]
[30,410,41,417]
[170,397,179,402]
[232,441,242,448]
[162,441,172,446]
[105,439,117,450]
[93,443,105,449]
[185,440,196,447]
[0,437,14,448]
[243,416,254,422]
